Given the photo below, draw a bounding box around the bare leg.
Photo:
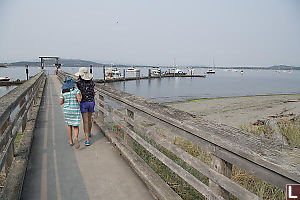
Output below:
[73,126,79,140]
[67,125,73,144]
[88,112,93,136]
[81,112,89,142]
[73,125,80,149]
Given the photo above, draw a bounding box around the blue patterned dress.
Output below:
[60,88,81,126]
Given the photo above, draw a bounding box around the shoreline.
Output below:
[167,93,300,104]
[166,93,300,128]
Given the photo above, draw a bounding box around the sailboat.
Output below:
[206,58,216,74]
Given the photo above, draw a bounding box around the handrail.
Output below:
[58,70,299,199]
[0,71,45,176]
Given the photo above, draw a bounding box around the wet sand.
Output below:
[167,94,300,128]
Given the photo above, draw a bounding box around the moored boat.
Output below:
[206,69,216,74]
[0,77,10,81]
[105,68,122,79]
[167,68,187,75]
[151,67,161,75]
[127,66,140,72]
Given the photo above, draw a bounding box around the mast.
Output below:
[173,58,176,68]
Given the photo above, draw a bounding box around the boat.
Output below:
[206,58,216,74]
[206,69,216,74]
[0,77,10,81]
[105,68,122,79]
[126,66,140,72]
[167,68,187,75]
[151,67,161,75]
[240,70,244,74]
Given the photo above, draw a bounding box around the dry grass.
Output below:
[278,118,300,148]
[240,124,275,139]
[174,136,286,200]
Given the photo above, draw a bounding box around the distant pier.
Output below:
[0,80,26,86]
[95,74,206,83]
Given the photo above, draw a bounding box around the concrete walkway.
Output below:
[21,75,154,200]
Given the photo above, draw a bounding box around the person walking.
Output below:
[59,76,82,149]
[75,67,95,146]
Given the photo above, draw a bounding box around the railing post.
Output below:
[103,65,106,82]
[125,109,134,147]
[20,97,27,132]
[98,94,104,124]
[28,88,33,117]
[209,154,232,199]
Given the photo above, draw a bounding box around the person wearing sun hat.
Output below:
[60,76,82,149]
[75,67,95,146]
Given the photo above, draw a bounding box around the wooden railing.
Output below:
[0,71,46,197]
[58,71,299,200]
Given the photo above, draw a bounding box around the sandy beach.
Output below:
[167,94,300,128]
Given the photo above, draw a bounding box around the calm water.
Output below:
[1,66,300,102]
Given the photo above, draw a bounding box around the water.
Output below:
[106,69,300,102]
[1,66,300,103]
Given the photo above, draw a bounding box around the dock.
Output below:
[95,74,206,83]
[0,80,26,86]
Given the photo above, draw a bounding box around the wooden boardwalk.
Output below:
[21,75,154,200]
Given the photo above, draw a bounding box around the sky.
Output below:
[0,0,300,66]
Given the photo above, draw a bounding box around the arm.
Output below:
[77,91,82,102]
[59,97,64,105]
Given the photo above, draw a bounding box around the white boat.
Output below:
[167,68,187,75]
[0,76,10,81]
[206,69,216,74]
[151,67,161,75]
[126,66,140,72]
[105,68,122,79]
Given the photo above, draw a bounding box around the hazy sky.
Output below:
[0,0,300,66]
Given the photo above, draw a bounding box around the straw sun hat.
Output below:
[75,67,93,80]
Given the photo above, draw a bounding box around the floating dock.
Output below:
[0,80,26,86]
[94,74,206,83]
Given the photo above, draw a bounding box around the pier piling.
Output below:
[26,65,29,80]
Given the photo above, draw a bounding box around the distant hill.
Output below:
[6,59,156,68]
[267,65,300,70]
[192,65,300,70]
[7,59,103,67]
